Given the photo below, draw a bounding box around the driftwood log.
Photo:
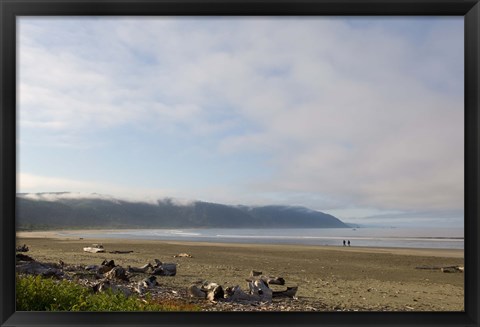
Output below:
[264,277,285,285]
[16,253,35,262]
[98,265,114,274]
[127,263,152,273]
[105,266,129,281]
[16,244,29,252]
[93,280,132,297]
[143,276,158,287]
[228,286,257,302]
[151,259,177,276]
[415,265,464,273]
[189,269,298,303]
[152,264,177,276]
[95,260,116,274]
[109,250,134,254]
[84,261,114,274]
[187,283,224,301]
[248,270,286,284]
[248,279,272,302]
[234,282,297,302]
[273,286,298,298]
[441,267,463,273]
[83,244,105,253]
[192,271,298,303]
[16,261,64,278]
[188,285,207,298]
[102,259,116,267]
[136,276,158,295]
[203,283,224,301]
[247,275,285,286]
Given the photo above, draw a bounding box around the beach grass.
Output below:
[16,274,200,311]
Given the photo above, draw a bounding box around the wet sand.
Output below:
[16,230,464,311]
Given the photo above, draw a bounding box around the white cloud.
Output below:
[17,172,180,204]
[18,191,197,207]
[17,17,464,220]
[19,192,121,203]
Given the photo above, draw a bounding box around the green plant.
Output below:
[16,274,200,311]
[16,274,89,311]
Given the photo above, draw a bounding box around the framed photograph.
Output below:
[1,0,478,326]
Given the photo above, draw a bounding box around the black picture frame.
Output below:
[1,0,478,326]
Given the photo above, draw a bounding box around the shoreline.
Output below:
[16,230,464,258]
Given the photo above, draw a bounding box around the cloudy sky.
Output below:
[17,17,464,227]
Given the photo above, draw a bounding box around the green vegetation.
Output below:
[16,274,200,311]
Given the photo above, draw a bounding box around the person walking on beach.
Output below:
[347,240,351,246]
[343,240,346,246]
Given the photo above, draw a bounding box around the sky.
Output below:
[17,17,464,227]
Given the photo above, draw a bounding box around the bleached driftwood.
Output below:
[83,244,105,253]
[247,279,272,302]
[203,283,225,301]
[143,276,158,287]
[188,283,224,301]
[94,280,132,297]
[246,275,296,298]
[105,266,129,281]
[136,276,158,295]
[127,263,152,273]
[188,271,297,303]
[227,281,273,303]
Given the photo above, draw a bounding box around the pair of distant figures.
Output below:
[343,240,351,246]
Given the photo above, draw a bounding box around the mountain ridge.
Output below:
[16,193,348,230]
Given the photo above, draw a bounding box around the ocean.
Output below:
[61,227,464,249]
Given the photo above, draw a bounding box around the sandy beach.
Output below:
[16,230,464,311]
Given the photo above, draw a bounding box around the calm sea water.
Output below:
[62,227,464,249]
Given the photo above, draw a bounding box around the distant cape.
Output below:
[16,193,348,230]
